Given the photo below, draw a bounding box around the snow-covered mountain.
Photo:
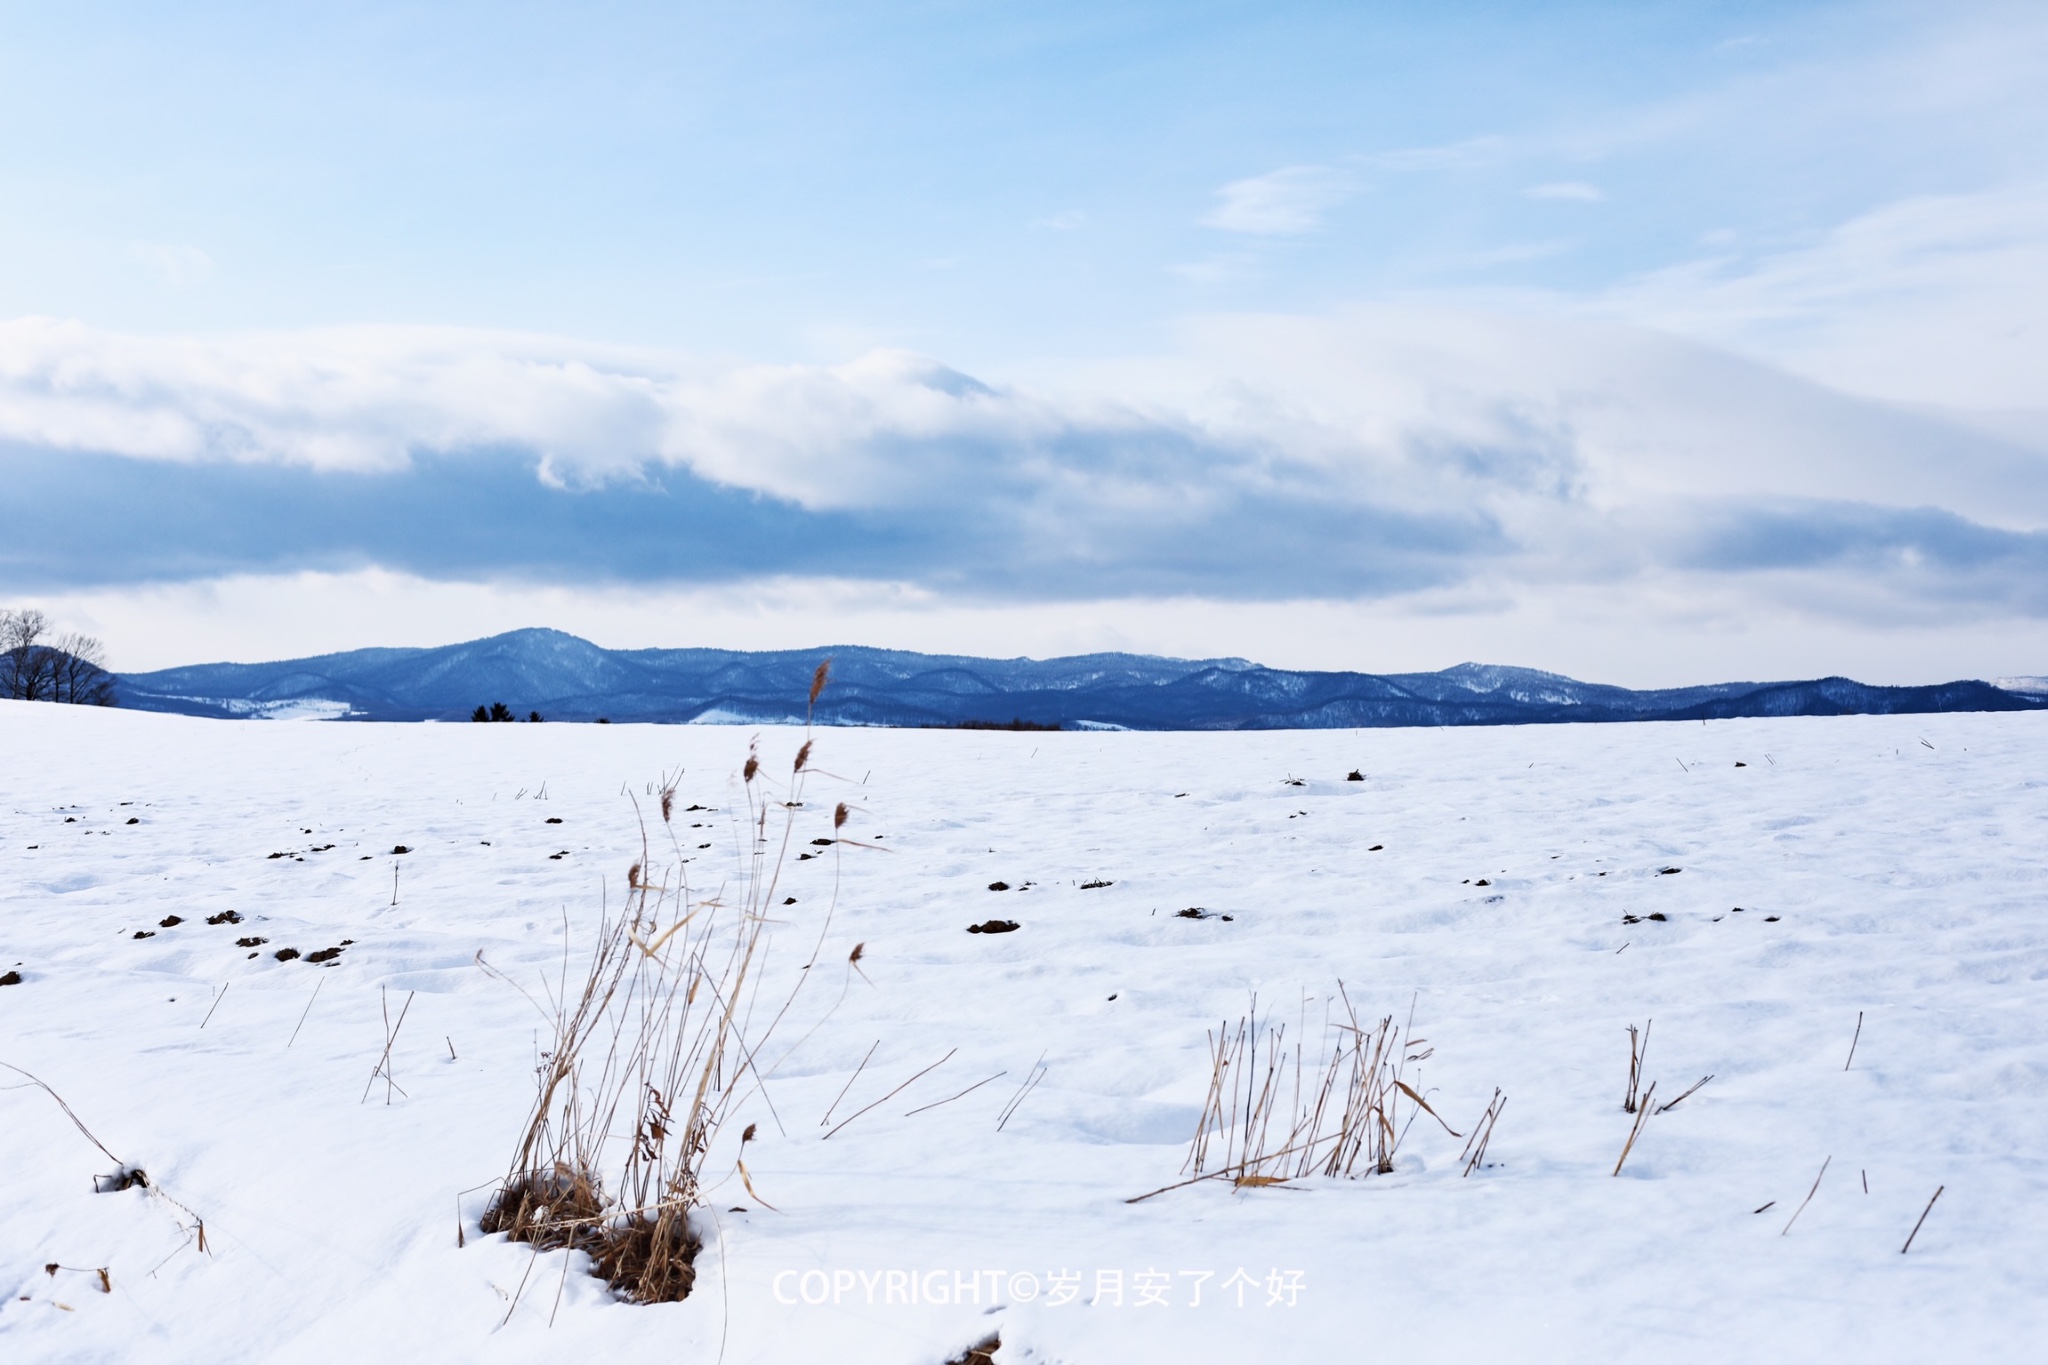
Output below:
[113,628,2044,728]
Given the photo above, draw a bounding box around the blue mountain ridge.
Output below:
[110,628,2046,729]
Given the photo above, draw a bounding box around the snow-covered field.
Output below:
[4,700,2045,1363]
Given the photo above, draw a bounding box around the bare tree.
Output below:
[51,632,117,705]
[1,609,117,706]
[1,608,51,700]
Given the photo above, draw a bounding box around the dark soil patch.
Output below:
[206,911,244,925]
[0,970,21,986]
[945,1334,1001,1365]
[274,947,301,961]
[967,920,1020,934]
[236,936,268,948]
[305,946,344,964]
[987,881,1010,891]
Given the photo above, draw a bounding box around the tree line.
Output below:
[2,609,116,705]
[473,702,544,722]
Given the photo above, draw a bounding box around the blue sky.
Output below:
[2,1,2045,681]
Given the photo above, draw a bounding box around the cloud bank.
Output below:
[3,307,2046,636]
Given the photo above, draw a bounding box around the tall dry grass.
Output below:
[1133,986,1473,1203]
[481,664,846,1304]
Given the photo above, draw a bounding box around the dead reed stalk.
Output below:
[1611,1082,1656,1176]
[1460,1089,1505,1176]
[1781,1155,1831,1235]
[1900,1185,1943,1253]
[1623,1021,1651,1113]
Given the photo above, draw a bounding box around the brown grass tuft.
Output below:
[482,714,852,1307]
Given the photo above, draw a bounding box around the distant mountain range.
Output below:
[109,628,2048,730]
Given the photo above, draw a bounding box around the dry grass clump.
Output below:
[481,1166,703,1302]
[1133,986,1478,1202]
[481,663,844,1306]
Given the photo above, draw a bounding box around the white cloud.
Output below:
[1202,165,1356,235]
[1525,181,1603,202]
[4,307,2045,642]
[1032,209,1087,231]
[0,317,677,474]
[1600,184,2048,410]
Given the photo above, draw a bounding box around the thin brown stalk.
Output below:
[904,1070,1006,1117]
[1656,1074,1712,1113]
[0,1062,123,1166]
[1781,1156,1831,1235]
[820,1040,879,1127]
[1612,1082,1656,1176]
[1459,1089,1505,1176]
[1900,1185,1943,1253]
[822,1048,957,1139]
[1623,1021,1652,1114]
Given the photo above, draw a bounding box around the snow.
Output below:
[3,699,2045,1362]
[140,695,360,721]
